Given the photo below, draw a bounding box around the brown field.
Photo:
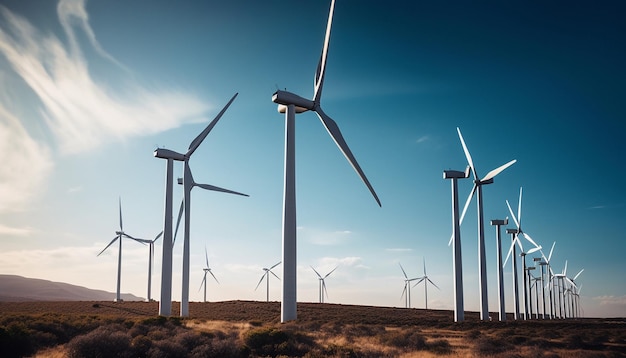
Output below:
[1,300,625,357]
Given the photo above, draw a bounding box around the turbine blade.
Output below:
[118,197,123,231]
[269,270,281,281]
[522,232,540,249]
[98,236,119,256]
[254,274,265,291]
[517,187,523,227]
[313,0,336,103]
[399,263,408,279]
[153,231,163,243]
[428,278,441,290]
[209,270,219,284]
[423,257,427,275]
[401,283,407,299]
[315,109,381,207]
[173,198,184,246]
[412,277,426,288]
[563,260,568,275]
[506,199,520,229]
[205,247,210,268]
[527,245,542,254]
[199,274,206,292]
[482,159,517,182]
[269,261,281,270]
[503,237,517,267]
[311,266,322,278]
[324,266,338,279]
[122,233,140,241]
[186,93,238,157]
[449,184,477,246]
[456,127,477,180]
[548,241,556,262]
[195,183,249,197]
[322,280,329,299]
[573,268,584,281]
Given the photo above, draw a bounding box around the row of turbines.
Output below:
[445,128,584,322]
[98,0,585,323]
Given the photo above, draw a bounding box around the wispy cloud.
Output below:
[415,135,429,144]
[0,1,211,155]
[300,227,354,246]
[593,295,626,306]
[385,248,413,252]
[0,223,34,236]
[0,104,53,213]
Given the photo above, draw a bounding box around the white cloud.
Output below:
[300,227,354,246]
[416,135,429,144]
[593,295,626,306]
[0,2,211,155]
[0,104,53,213]
[0,223,34,236]
[385,248,413,252]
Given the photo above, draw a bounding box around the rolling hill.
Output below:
[0,274,143,302]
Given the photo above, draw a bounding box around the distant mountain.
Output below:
[0,274,144,302]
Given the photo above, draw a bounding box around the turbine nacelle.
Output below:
[272,90,314,113]
[154,148,186,161]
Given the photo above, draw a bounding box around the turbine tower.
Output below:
[154,93,247,316]
[413,258,440,310]
[271,0,380,322]
[456,127,516,321]
[255,262,281,302]
[97,198,143,302]
[399,263,421,309]
[443,167,470,322]
[540,242,556,319]
[490,218,508,321]
[506,228,521,319]
[199,247,219,303]
[135,231,163,302]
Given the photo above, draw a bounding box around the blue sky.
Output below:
[0,0,624,318]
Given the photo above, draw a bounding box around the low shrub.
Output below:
[427,338,453,355]
[244,327,315,357]
[379,329,427,350]
[66,325,133,358]
[473,336,514,356]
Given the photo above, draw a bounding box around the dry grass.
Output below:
[1,300,625,357]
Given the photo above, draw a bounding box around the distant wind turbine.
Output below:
[490,218,508,321]
[540,242,556,319]
[154,93,247,317]
[199,247,219,303]
[456,127,516,321]
[97,197,143,302]
[255,262,281,302]
[271,0,380,322]
[311,266,338,303]
[135,231,163,302]
[412,258,440,310]
[399,263,422,309]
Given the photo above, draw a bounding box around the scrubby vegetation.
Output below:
[0,301,625,357]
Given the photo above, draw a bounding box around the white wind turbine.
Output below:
[135,231,163,302]
[413,258,440,310]
[399,263,422,309]
[456,127,517,320]
[97,198,143,302]
[565,266,583,318]
[271,0,380,322]
[490,218,508,321]
[311,266,338,303]
[255,262,281,302]
[199,247,219,303]
[504,187,542,319]
[154,93,247,317]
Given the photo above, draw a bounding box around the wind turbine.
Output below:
[135,231,163,302]
[413,258,440,310]
[503,188,542,319]
[271,0,380,322]
[154,93,247,317]
[565,267,583,318]
[199,247,219,303]
[399,263,422,309]
[456,127,517,321]
[506,228,521,319]
[255,262,281,302]
[311,266,338,303]
[97,198,143,302]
